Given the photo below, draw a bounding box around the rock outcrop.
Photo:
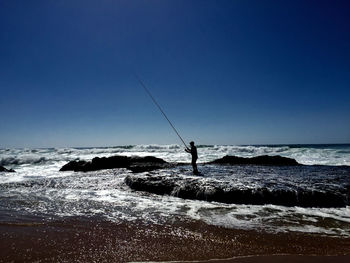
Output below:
[60,155,169,173]
[125,174,346,208]
[60,154,300,172]
[0,166,15,172]
[208,155,299,166]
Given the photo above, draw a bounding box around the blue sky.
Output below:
[0,0,349,147]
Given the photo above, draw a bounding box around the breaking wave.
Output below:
[0,156,50,166]
[1,144,349,167]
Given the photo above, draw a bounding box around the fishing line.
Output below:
[135,74,188,148]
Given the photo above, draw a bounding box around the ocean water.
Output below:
[0,144,350,236]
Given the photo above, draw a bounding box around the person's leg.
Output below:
[192,158,198,174]
[193,163,198,174]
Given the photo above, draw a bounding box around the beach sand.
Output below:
[167,255,350,263]
[1,217,349,262]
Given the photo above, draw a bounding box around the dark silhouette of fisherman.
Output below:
[185,141,198,175]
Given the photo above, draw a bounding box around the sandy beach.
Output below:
[1,217,349,262]
[168,255,350,263]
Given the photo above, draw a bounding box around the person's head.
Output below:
[190,141,195,146]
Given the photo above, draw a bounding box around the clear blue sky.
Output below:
[1,0,349,147]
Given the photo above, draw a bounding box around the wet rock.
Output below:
[125,174,346,208]
[59,155,168,172]
[0,166,15,172]
[208,155,299,166]
[129,156,166,164]
[125,175,176,195]
[59,160,90,172]
[60,154,299,173]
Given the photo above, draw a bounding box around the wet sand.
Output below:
[1,217,349,262]
[164,255,350,263]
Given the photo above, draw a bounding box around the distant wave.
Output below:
[0,156,49,166]
[1,144,349,167]
[132,144,181,150]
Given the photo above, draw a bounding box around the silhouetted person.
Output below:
[185,141,198,175]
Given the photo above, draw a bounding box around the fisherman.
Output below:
[185,141,198,175]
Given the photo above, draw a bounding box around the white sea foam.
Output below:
[2,167,349,236]
[1,144,349,169]
[1,144,350,236]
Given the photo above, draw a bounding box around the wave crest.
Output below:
[0,156,49,166]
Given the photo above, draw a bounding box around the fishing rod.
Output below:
[135,75,189,149]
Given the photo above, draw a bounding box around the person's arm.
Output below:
[185,147,191,153]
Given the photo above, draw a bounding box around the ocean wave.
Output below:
[211,145,290,155]
[0,153,72,166]
[133,144,181,150]
[0,156,49,166]
[112,145,135,149]
[1,144,349,167]
[1,167,350,236]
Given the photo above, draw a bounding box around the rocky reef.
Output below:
[208,155,300,166]
[60,154,301,173]
[59,155,170,173]
[125,174,347,208]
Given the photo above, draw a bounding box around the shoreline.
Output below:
[1,217,350,262]
[131,254,350,263]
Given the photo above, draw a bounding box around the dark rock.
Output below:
[129,156,166,164]
[59,160,88,172]
[125,174,346,208]
[60,154,299,173]
[125,175,176,195]
[59,155,168,172]
[91,156,131,170]
[208,155,300,166]
[127,156,168,173]
[0,166,15,172]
